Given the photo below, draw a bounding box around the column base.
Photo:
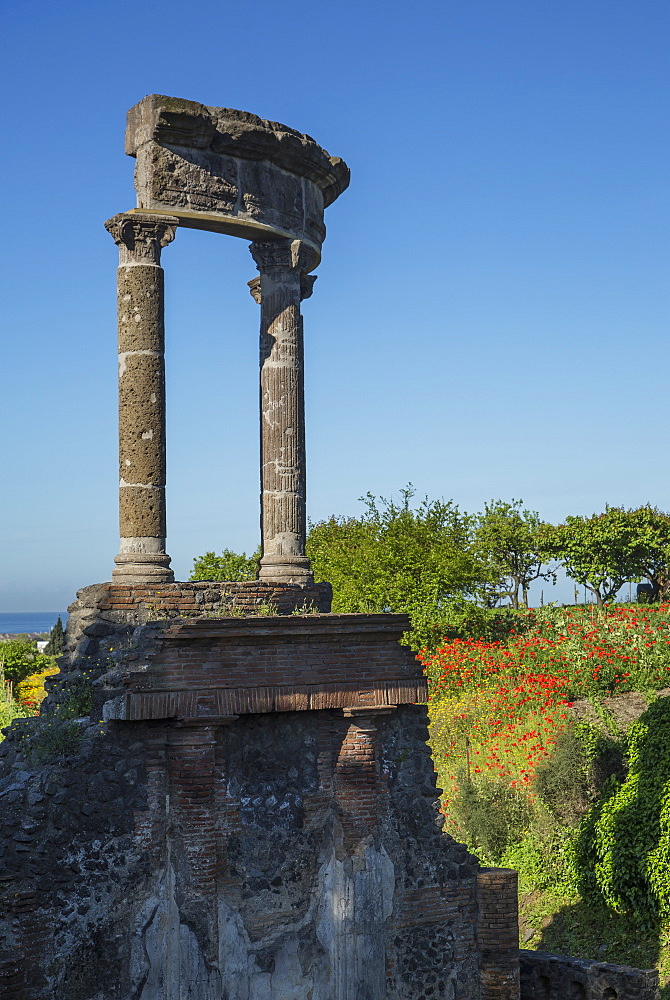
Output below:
[112,552,174,584]
[258,554,314,586]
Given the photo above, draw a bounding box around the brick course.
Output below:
[93,580,333,619]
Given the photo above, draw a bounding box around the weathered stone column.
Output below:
[105,212,178,583]
[249,239,317,584]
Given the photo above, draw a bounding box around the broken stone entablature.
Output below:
[42,580,335,718]
[125,94,349,248]
[101,614,427,724]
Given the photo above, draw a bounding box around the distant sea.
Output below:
[0,612,68,636]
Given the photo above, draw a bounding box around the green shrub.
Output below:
[534,721,626,826]
[409,599,525,658]
[502,821,579,896]
[0,699,32,732]
[449,773,532,865]
[0,639,55,683]
[190,547,260,581]
[574,695,670,923]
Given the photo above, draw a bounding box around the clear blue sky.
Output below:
[1,0,668,611]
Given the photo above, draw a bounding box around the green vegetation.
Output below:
[0,670,33,730]
[58,675,94,719]
[191,546,261,582]
[574,696,670,924]
[193,493,670,645]
[23,718,83,764]
[185,492,670,991]
[540,505,670,606]
[424,601,670,992]
[43,616,65,656]
[0,638,55,684]
[475,499,555,609]
[307,487,482,611]
[0,636,60,737]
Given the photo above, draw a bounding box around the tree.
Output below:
[539,508,645,606]
[306,486,485,615]
[0,639,54,684]
[190,547,261,582]
[44,616,65,656]
[474,499,556,609]
[624,505,670,601]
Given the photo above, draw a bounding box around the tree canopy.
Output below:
[307,486,485,614]
[190,496,670,639]
[44,616,65,656]
[624,506,670,601]
[540,507,647,606]
[190,547,261,582]
[474,499,556,610]
[0,639,54,684]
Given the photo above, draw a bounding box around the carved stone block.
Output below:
[125,94,349,256]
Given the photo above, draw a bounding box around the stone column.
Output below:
[249,239,317,584]
[104,212,178,583]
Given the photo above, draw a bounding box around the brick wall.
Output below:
[477,868,521,1000]
[95,580,333,619]
[333,711,385,850]
[103,614,427,722]
[165,727,222,897]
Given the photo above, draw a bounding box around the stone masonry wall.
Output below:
[519,950,660,999]
[101,614,425,722]
[64,580,332,656]
[0,697,505,999]
[2,583,654,998]
[45,580,333,719]
[0,593,522,999]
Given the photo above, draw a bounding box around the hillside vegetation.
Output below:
[423,602,670,995]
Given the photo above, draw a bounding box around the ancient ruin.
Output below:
[0,96,659,1000]
[106,94,348,587]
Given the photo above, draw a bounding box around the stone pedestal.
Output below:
[249,239,317,585]
[105,212,178,583]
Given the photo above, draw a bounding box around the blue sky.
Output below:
[1,0,668,611]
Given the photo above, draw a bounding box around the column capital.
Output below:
[249,238,319,278]
[105,212,178,265]
[247,276,262,304]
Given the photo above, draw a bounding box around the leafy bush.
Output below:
[0,699,33,731]
[0,640,55,683]
[534,721,626,826]
[447,773,531,865]
[407,599,522,654]
[306,488,485,620]
[58,676,93,719]
[574,695,670,923]
[501,821,578,896]
[190,547,261,581]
